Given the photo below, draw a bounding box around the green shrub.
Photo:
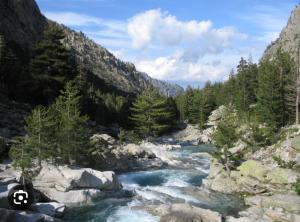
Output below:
[294,177,300,195]
[273,155,296,169]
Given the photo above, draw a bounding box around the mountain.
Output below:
[262,4,300,62]
[0,0,183,97]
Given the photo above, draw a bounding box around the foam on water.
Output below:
[147,186,201,203]
[107,206,159,222]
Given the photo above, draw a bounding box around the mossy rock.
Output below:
[237,160,269,181]
[291,135,300,151]
[266,168,297,184]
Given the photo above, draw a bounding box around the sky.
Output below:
[36,0,299,88]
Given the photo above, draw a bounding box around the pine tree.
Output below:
[212,105,239,176]
[130,88,174,138]
[54,81,89,164]
[25,106,54,166]
[9,137,36,184]
[256,49,296,130]
[30,23,75,104]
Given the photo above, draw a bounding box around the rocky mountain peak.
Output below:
[0,0,183,96]
[262,4,300,62]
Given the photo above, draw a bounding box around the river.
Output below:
[65,144,244,221]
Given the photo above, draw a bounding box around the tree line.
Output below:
[176,50,297,134]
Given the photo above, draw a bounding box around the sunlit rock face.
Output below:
[262,5,300,62]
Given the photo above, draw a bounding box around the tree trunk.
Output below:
[224,148,231,177]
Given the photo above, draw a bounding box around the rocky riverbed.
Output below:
[1,115,300,221]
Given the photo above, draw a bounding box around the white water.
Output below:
[66,144,243,222]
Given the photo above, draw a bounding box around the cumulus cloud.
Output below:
[134,51,229,83]
[127,9,246,53]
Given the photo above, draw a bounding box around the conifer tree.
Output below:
[130,88,174,138]
[10,137,36,184]
[30,23,75,104]
[25,106,54,166]
[256,49,296,130]
[54,81,89,164]
[212,105,239,176]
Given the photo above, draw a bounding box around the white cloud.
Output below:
[127,9,246,52]
[134,51,230,83]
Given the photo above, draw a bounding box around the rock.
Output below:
[0,208,63,222]
[206,105,226,127]
[122,143,146,157]
[262,5,300,62]
[38,188,103,206]
[202,159,240,194]
[229,141,247,155]
[245,194,300,214]
[30,202,66,218]
[0,166,21,186]
[32,164,121,205]
[33,164,121,193]
[226,216,258,222]
[90,134,116,145]
[291,135,300,151]
[237,160,270,182]
[171,124,203,144]
[147,203,222,222]
[266,168,298,184]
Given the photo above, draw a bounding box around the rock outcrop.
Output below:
[32,164,121,205]
[262,4,300,62]
[0,208,63,222]
[146,203,223,222]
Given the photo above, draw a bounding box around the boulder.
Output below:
[0,166,21,186]
[206,105,226,127]
[30,202,66,218]
[90,134,116,145]
[0,208,63,222]
[147,203,222,222]
[237,160,270,182]
[33,164,121,192]
[38,188,103,206]
[266,168,298,184]
[245,194,300,214]
[291,135,300,151]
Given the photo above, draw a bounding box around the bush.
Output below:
[294,177,300,195]
[273,155,296,169]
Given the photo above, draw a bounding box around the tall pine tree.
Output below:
[30,23,75,104]
[54,81,89,164]
[130,88,174,138]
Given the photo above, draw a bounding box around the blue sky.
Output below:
[36,0,299,88]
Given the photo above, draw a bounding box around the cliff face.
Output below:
[262,4,300,62]
[0,0,183,96]
[0,0,47,50]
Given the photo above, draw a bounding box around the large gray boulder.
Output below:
[0,208,63,222]
[38,188,103,206]
[32,164,121,205]
[33,164,121,192]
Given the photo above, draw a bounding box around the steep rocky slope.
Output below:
[262,4,300,62]
[0,0,183,96]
